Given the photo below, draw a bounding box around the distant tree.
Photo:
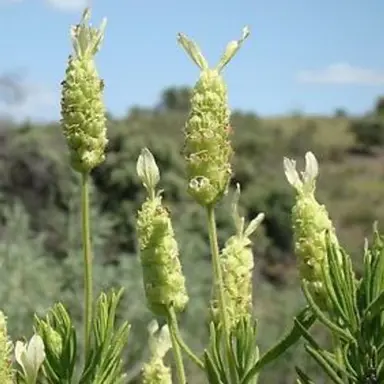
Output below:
[0,71,27,105]
[334,108,347,117]
[290,109,304,119]
[105,111,114,122]
[157,86,192,112]
[374,96,384,117]
[349,117,384,153]
[126,106,154,120]
[288,120,318,156]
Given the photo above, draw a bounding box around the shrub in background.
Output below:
[349,117,384,154]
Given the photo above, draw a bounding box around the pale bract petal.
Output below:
[231,183,244,234]
[14,341,26,369]
[283,157,302,189]
[15,342,34,379]
[244,212,265,238]
[217,26,250,72]
[156,324,172,359]
[147,320,160,356]
[303,151,319,183]
[137,148,160,194]
[26,334,45,372]
[177,33,208,70]
[147,320,172,359]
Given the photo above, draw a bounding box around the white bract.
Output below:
[15,334,45,384]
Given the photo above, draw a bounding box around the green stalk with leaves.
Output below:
[284,152,384,383]
[0,8,131,384]
[178,28,250,342]
[136,148,188,384]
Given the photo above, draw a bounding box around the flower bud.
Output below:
[39,323,62,358]
[137,148,160,196]
[178,29,249,206]
[137,149,188,316]
[60,8,108,173]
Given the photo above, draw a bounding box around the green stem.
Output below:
[172,322,205,370]
[206,205,230,342]
[167,307,187,384]
[206,205,238,381]
[81,172,93,360]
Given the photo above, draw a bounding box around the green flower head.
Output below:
[284,152,340,308]
[60,8,108,173]
[136,149,188,317]
[211,185,264,328]
[178,27,250,206]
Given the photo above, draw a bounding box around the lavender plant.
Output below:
[0,5,383,384]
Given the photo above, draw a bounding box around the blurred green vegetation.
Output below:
[1,87,384,382]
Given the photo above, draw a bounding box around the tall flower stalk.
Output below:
[286,154,384,383]
[136,148,189,383]
[283,151,342,312]
[60,8,107,359]
[178,26,250,344]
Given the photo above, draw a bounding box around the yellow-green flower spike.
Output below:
[60,8,108,173]
[212,184,264,328]
[178,28,250,206]
[39,322,63,358]
[136,149,188,317]
[142,320,172,384]
[0,312,13,384]
[284,152,341,308]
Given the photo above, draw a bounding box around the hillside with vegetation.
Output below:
[1,87,384,382]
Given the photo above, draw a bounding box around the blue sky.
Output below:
[0,0,383,121]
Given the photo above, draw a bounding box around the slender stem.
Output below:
[172,322,205,370]
[206,205,230,342]
[206,205,238,381]
[167,307,187,384]
[81,172,93,359]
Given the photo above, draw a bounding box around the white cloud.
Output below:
[297,63,384,85]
